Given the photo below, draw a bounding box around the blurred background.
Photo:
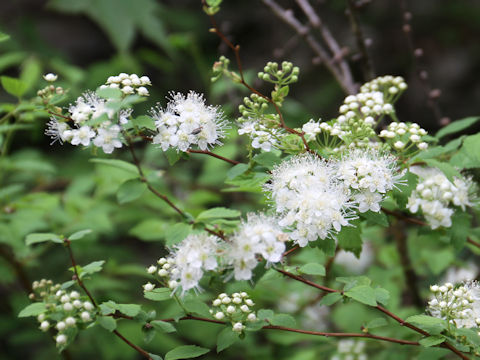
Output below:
[1,1,480,359]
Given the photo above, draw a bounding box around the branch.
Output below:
[262,0,357,94]
[64,238,153,360]
[187,149,240,165]
[276,268,470,359]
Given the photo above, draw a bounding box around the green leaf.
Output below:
[422,159,462,182]
[298,263,325,276]
[450,133,480,169]
[374,287,390,306]
[422,248,454,275]
[69,229,92,241]
[131,115,156,130]
[90,158,139,174]
[18,303,46,317]
[196,207,241,221]
[149,354,163,360]
[98,316,117,332]
[1,76,27,97]
[226,163,249,180]
[216,327,238,353]
[405,315,447,335]
[25,232,63,245]
[435,116,480,139]
[366,317,388,329]
[449,212,473,250]
[117,178,147,204]
[96,87,122,99]
[0,31,10,42]
[319,292,342,306]
[144,288,172,302]
[257,309,274,322]
[419,335,446,347]
[165,223,192,246]
[116,304,142,317]
[165,148,181,166]
[151,320,176,333]
[360,211,389,227]
[344,285,377,306]
[183,299,211,317]
[337,222,362,257]
[271,314,296,328]
[316,237,336,257]
[129,219,166,242]
[165,345,210,360]
[20,58,42,92]
[253,152,282,169]
[80,260,105,278]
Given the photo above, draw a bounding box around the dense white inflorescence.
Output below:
[265,154,355,247]
[151,91,228,152]
[407,166,476,229]
[225,213,288,280]
[210,292,257,333]
[428,281,480,331]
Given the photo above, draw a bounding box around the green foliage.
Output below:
[164,345,210,360]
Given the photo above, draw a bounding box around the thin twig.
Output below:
[113,330,153,360]
[187,149,240,165]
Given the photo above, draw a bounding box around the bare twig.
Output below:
[262,0,357,94]
[346,0,375,80]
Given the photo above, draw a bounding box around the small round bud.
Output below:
[56,334,67,345]
[214,312,225,320]
[158,269,168,277]
[137,87,149,96]
[226,305,236,314]
[37,314,46,322]
[147,265,157,274]
[40,321,50,331]
[43,73,58,82]
[213,299,222,307]
[247,313,257,322]
[232,322,244,333]
[168,280,178,289]
[83,301,94,311]
[245,299,254,307]
[232,297,242,304]
[70,291,80,299]
[143,283,155,291]
[63,303,73,311]
[240,305,250,313]
[221,297,231,304]
[430,285,439,292]
[56,321,66,331]
[81,311,91,322]
[65,317,76,326]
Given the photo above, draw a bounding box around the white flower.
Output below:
[43,73,58,82]
[93,125,123,154]
[71,126,96,146]
[302,119,321,141]
[151,91,228,152]
[265,154,355,247]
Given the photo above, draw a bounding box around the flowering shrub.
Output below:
[2,1,480,359]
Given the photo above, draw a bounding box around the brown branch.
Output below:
[187,149,240,165]
[276,268,470,359]
[113,330,153,360]
[346,0,375,80]
[262,0,357,94]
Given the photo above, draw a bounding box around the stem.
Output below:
[64,238,153,360]
[187,149,240,165]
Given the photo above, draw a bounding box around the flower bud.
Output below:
[56,334,67,345]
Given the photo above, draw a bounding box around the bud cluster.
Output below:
[37,73,66,101]
[379,121,428,151]
[331,339,367,360]
[143,257,179,293]
[428,282,480,331]
[257,61,299,85]
[30,279,95,347]
[407,166,476,229]
[210,292,257,333]
[100,73,151,96]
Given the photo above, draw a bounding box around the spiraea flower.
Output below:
[379,122,428,152]
[151,91,228,152]
[407,166,476,229]
[238,121,281,152]
[101,73,152,96]
[336,149,403,213]
[210,292,257,333]
[225,213,288,281]
[428,281,480,330]
[265,154,355,247]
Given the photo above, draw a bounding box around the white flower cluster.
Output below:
[407,166,475,229]
[337,149,403,213]
[210,292,257,333]
[428,281,480,330]
[379,122,428,151]
[226,213,288,281]
[265,154,355,247]
[144,233,221,295]
[238,121,281,152]
[151,91,228,152]
[45,91,129,153]
[100,73,151,96]
[301,119,345,141]
[331,339,367,360]
[31,279,95,346]
[360,75,407,95]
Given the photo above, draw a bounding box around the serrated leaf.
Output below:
[80,260,105,278]
[117,178,147,204]
[196,207,241,221]
[116,304,141,317]
[257,309,274,321]
[253,152,282,168]
[1,76,27,97]
[450,133,480,169]
[298,263,325,276]
[144,288,172,302]
[419,335,446,347]
[226,163,249,180]
[165,223,192,246]
[69,229,92,241]
[90,158,139,174]
[319,292,342,306]
[151,320,176,333]
[405,315,447,335]
[374,287,390,306]
[25,232,63,245]
[165,345,209,360]
[216,327,238,352]
[436,116,480,139]
[271,314,296,328]
[360,211,389,227]
[165,148,181,166]
[18,303,46,317]
[98,316,117,332]
[366,317,388,329]
[344,285,377,306]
